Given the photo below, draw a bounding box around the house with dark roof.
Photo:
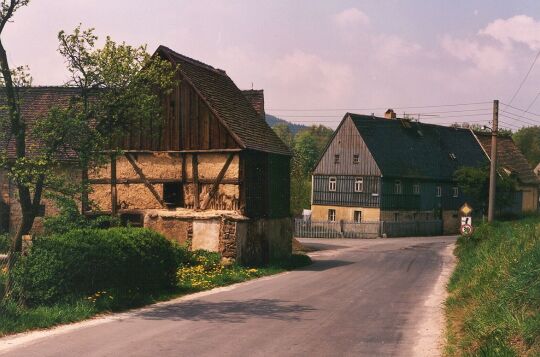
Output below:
[0,47,292,265]
[474,132,539,213]
[310,112,489,234]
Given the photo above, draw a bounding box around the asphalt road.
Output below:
[0,236,456,357]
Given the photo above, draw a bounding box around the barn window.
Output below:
[329,177,337,191]
[328,209,336,222]
[120,213,144,227]
[436,186,442,197]
[394,212,400,221]
[163,182,184,208]
[353,154,359,164]
[354,211,362,223]
[394,180,402,194]
[334,154,340,164]
[413,184,420,195]
[354,177,364,192]
[452,187,459,197]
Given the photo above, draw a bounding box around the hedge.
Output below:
[11,228,184,306]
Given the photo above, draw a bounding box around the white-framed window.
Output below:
[334,154,340,164]
[413,184,420,195]
[394,180,402,194]
[452,187,459,198]
[354,211,362,223]
[394,212,400,222]
[436,186,442,197]
[328,209,336,222]
[353,154,360,164]
[329,177,337,191]
[354,177,364,192]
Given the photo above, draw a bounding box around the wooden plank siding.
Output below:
[313,116,381,176]
[121,78,240,152]
[312,175,380,207]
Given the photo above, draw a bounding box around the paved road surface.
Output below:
[0,236,456,357]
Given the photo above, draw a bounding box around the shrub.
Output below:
[0,234,10,254]
[11,228,185,306]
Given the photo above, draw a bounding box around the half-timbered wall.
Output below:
[122,75,239,151]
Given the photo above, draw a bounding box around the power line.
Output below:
[267,101,492,112]
[524,91,540,113]
[505,48,540,106]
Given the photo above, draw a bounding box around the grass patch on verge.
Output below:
[445,218,540,356]
[0,252,311,337]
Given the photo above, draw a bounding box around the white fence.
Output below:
[295,219,443,239]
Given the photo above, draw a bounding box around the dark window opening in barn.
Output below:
[329,177,337,191]
[413,184,420,195]
[453,187,459,197]
[121,213,144,227]
[354,177,364,192]
[353,154,359,164]
[394,212,400,221]
[354,211,362,223]
[328,209,336,222]
[394,180,402,194]
[163,182,184,208]
[334,154,340,164]
[436,186,442,197]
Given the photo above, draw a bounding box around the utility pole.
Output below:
[487,99,499,223]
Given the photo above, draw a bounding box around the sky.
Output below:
[4,0,540,129]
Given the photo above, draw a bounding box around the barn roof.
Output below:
[157,46,291,156]
[474,132,539,185]
[0,86,81,161]
[348,113,489,180]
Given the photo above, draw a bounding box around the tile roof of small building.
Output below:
[475,132,539,185]
[0,86,81,161]
[348,113,489,180]
[157,46,291,156]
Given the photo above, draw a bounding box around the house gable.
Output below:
[313,115,381,176]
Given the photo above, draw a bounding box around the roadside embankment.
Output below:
[445,218,540,356]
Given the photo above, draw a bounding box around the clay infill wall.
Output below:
[88,152,240,212]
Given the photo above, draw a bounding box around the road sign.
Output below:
[461,216,472,226]
[460,224,473,236]
[460,203,473,216]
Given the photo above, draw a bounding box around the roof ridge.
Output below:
[349,112,472,132]
[157,45,226,75]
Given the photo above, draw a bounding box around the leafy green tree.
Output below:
[454,165,517,215]
[513,126,540,167]
[272,123,294,149]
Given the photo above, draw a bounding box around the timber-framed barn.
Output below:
[0,46,293,265]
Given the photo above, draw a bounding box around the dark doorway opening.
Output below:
[163,182,184,208]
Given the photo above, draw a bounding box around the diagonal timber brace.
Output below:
[201,153,234,210]
[125,153,166,208]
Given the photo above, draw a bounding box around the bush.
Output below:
[0,234,10,254]
[11,228,185,306]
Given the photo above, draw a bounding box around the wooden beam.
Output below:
[111,154,118,216]
[201,153,234,210]
[104,149,242,154]
[88,178,241,185]
[124,153,166,208]
[192,153,200,209]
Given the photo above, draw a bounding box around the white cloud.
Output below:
[479,15,540,50]
[333,8,370,28]
[268,50,354,105]
[440,35,510,74]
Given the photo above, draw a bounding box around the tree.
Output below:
[513,126,540,167]
[454,165,517,216]
[272,123,294,149]
[56,25,176,214]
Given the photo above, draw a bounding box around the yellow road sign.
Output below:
[460,203,473,216]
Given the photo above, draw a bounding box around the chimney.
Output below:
[384,109,396,119]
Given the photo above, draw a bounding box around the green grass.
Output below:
[445,218,540,356]
[0,253,311,337]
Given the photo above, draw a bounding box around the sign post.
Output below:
[459,203,473,236]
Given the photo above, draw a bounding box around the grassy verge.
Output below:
[0,253,311,337]
[445,218,540,356]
